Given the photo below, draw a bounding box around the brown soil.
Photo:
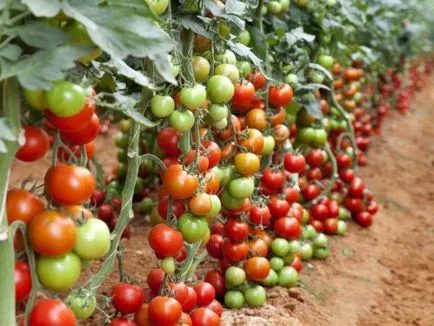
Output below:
[9,77,434,326]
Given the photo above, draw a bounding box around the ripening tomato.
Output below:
[269,83,293,107]
[112,283,145,315]
[202,141,221,169]
[239,128,264,154]
[248,238,268,257]
[29,210,76,256]
[217,115,241,140]
[244,257,270,281]
[60,113,100,145]
[222,241,249,262]
[234,152,260,177]
[30,299,76,326]
[148,296,182,326]
[323,218,338,234]
[6,189,44,224]
[162,164,199,200]
[245,108,266,130]
[134,304,149,326]
[16,126,49,162]
[246,71,266,89]
[45,96,95,132]
[15,261,32,301]
[45,163,95,205]
[188,193,213,216]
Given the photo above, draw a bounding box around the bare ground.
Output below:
[9,76,434,326]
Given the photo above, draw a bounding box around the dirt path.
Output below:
[9,77,434,326]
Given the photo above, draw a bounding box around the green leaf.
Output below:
[227,41,267,77]
[296,83,330,93]
[308,63,333,81]
[21,0,61,17]
[106,58,155,89]
[107,0,154,17]
[111,92,161,128]
[0,44,91,90]
[285,27,315,47]
[0,44,22,61]
[297,93,322,119]
[0,118,17,153]
[177,15,213,39]
[9,21,71,48]
[152,53,177,85]
[61,0,174,60]
[247,26,266,59]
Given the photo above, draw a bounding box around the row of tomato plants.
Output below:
[1,0,433,326]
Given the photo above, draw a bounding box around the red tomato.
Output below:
[339,169,355,183]
[112,283,145,315]
[45,163,95,205]
[268,197,290,218]
[306,149,323,167]
[157,127,181,156]
[169,283,189,305]
[246,71,266,90]
[244,257,270,281]
[348,177,365,198]
[323,218,338,234]
[205,299,223,317]
[249,205,271,226]
[274,217,302,240]
[285,187,300,204]
[162,164,199,200]
[57,141,95,161]
[15,261,32,301]
[108,317,137,326]
[61,113,100,145]
[224,219,249,242]
[149,224,184,258]
[147,268,164,293]
[30,299,76,326]
[311,203,330,221]
[194,282,216,306]
[290,256,303,272]
[222,241,249,262]
[356,212,373,227]
[190,307,220,326]
[284,153,305,173]
[202,141,221,169]
[204,271,225,298]
[302,184,320,201]
[6,189,44,224]
[157,197,186,220]
[16,126,49,162]
[206,234,224,259]
[182,287,198,313]
[262,168,284,190]
[269,83,293,107]
[231,81,256,113]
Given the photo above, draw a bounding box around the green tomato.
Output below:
[115,132,129,149]
[37,252,81,292]
[64,21,101,63]
[74,218,111,260]
[313,129,328,147]
[327,0,337,7]
[137,197,154,214]
[261,135,276,155]
[224,291,245,309]
[215,50,237,65]
[297,127,316,144]
[119,119,131,133]
[285,74,298,87]
[270,257,285,271]
[169,110,195,132]
[151,95,175,118]
[337,220,348,235]
[177,213,209,243]
[134,177,145,195]
[116,163,128,180]
[339,207,350,220]
[205,195,222,220]
[318,54,334,69]
[192,56,211,82]
[271,238,290,257]
[309,70,325,84]
[312,233,328,248]
[171,56,180,77]
[212,166,224,183]
[145,0,169,15]
[268,1,282,14]
[329,119,340,131]
[282,252,295,265]
[220,190,245,210]
[160,257,176,274]
[214,64,240,83]
[288,240,301,253]
[285,101,302,115]
[236,30,251,46]
[296,0,311,7]
[299,243,313,261]
[237,61,252,76]
[117,149,128,163]
[209,104,229,121]
[278,267,299,288]
[207,75,235,104]
[66,290,96,320]
[244,285,266,307]
[313,246,330,259]
[217,21,231,38]
[23,89,47,111]
[219,165,235,186]
[46,81,86,117]
[301,209,310,225]
[354,92,363,103]
[180,84,207,110]
[302,225,317,240]
[287,114,297,125]
[261,269,278,287]
[228,177,254,199]
[280,0,291,11]
[225,266,246,286]
[212,118,228,130]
